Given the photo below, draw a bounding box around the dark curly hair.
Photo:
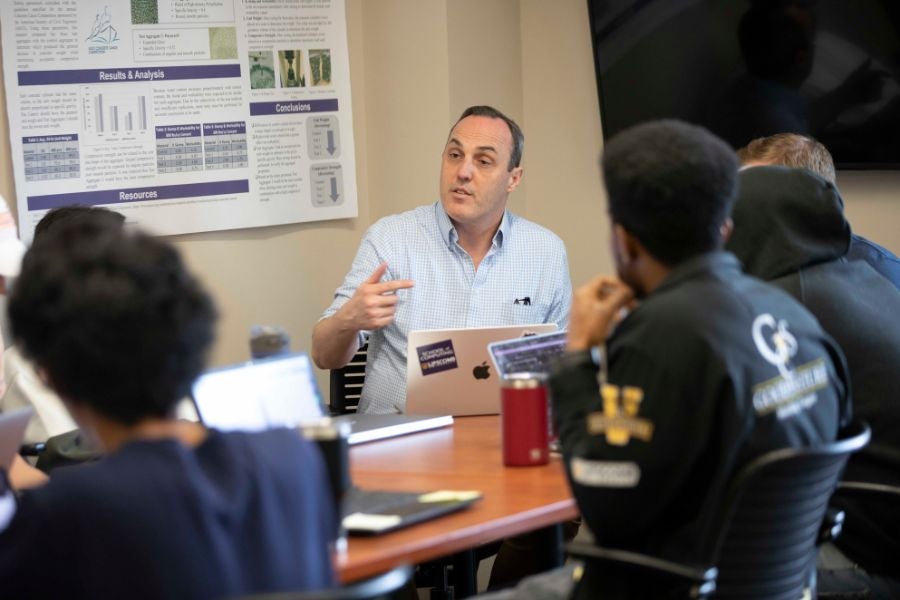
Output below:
[602,119,739,266]
[9,224,217,425]
[33,205,125,242]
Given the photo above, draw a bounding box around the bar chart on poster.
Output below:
[81,87,150,137]
[79,85,155,147]
[1,0,358,242]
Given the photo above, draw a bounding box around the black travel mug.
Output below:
[300,418,352,551]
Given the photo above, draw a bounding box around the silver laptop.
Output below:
[191,353,452,444]
[406,324,557,416]
[488,330,568,378]
[0,408,33,472]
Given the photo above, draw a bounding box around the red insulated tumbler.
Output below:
[501,374,549,466]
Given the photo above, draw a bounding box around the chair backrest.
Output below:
[329,344,367,415]
[233,564,413,600]
[710,420,870,599]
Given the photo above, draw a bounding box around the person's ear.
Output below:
[506,166,523,193]
[60,394,92,431]
[613,224,640,262]
[720,217,734,243]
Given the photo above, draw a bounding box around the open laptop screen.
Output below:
[488,331,567,377]
[191,353,324,432]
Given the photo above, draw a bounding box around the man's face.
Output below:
[439,115,522,231]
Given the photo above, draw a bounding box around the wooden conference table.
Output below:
[336,415,578,584]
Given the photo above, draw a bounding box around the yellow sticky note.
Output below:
[418,490,481,503]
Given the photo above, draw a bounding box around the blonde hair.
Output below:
[737,133,836,184]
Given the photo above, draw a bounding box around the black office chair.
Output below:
[232,564,413,600]
[567,419,871,599]
[818,480,900,599]
[329,344,367,415]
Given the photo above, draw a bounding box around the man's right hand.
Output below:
[567,276,634,351]
[336,262,415,331]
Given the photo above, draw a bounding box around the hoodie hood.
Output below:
[726,165,850,281]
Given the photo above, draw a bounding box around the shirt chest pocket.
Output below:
[497,296,551,325]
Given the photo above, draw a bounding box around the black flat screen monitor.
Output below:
[587,0,900,168]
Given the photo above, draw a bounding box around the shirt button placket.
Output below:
[468,254,492,326]
[467,286,479,326]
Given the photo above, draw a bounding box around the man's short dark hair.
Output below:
[737,133,836,184]
[33,205,125,243]
[454,105,524,171]
[602,119,739,266]
[9,225,217,425]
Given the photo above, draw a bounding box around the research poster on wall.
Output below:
[1,0,358,243]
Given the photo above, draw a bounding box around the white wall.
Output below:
[520,0,614,282]
[838,172,900,247]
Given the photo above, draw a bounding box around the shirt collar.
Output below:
[654,251,742,295]
[433,201,511,249]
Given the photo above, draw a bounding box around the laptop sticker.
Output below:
[417,339,458,376]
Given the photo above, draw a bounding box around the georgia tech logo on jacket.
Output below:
[752,313,798,378]
[587,384,654,446]
[751,313,828,420]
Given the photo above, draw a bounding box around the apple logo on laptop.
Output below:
[473,361,491,380]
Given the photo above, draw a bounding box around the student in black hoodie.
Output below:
[737,133,900,290]
[727,165,900,597]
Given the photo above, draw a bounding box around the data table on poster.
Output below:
[23,135,81,182]
[156,125,203,175]
[203,122,248,170]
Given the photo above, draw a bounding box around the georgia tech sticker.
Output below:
[587,384,654,446]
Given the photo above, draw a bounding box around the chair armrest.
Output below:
[823,482,900,544]
[833,481,900,501]
[565,541,717,592]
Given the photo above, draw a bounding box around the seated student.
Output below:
[0,223,336,599]
[737,133,900,290]
[726,165,900,597]
[485,120,850,599]
[0,205,126,445]
[0,195,44,489]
